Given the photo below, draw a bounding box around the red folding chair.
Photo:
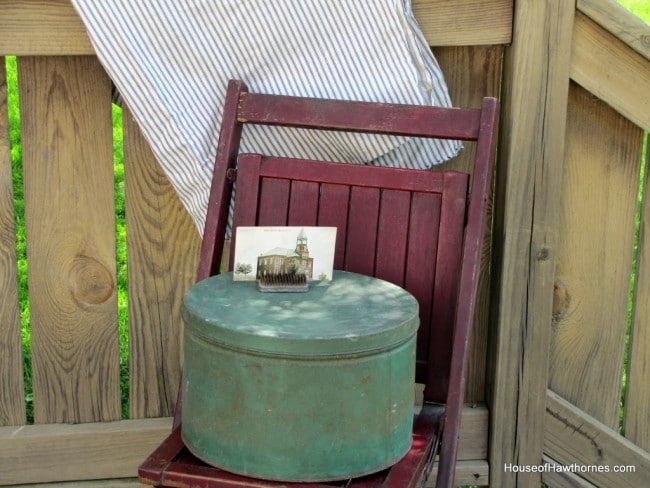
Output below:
[139,80,498,488]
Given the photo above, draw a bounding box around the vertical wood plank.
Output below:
[432,45,502,175]
[625,139,650,450]
[19,56,119,423]
[0,57,25,426]
[123,107,201,419]
[489,2,575,486]
[551,84,642,429]
[432,45,503,403]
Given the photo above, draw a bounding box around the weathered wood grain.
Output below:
[551,83,642,428]
[426,459,489,487]
[542,455,599,488]
[19,56,120,424]
[571,12,650,132]
[0,406,488,485]
[0,0,512,57]
[413,0,512,46]
[489,1,576,487]
[0,417,173,485]
[12,480,146,488]
[545,389,650,488]
[432,45,503,404]
[123,107,200,419]
[625,141,650,451]
[0,57,25,426]
[578,0,650,61]
[0,0,93,56]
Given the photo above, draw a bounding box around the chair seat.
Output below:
[139,404,444,488]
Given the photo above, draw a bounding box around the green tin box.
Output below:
[181,271,419,482]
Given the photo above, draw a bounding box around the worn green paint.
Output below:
[181,271,419,482]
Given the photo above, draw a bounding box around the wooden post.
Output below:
[489,1,575,486]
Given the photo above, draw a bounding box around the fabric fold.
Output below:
[72,0,461,233]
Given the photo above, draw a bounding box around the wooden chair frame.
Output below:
[139,80,499,488]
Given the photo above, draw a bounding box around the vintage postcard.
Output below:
[233,226,337,282]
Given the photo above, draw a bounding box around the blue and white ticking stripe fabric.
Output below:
[72,0,461,234]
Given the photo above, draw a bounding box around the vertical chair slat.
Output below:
[375,189,411,288]
[345,187,380,276]
[317,183,350,271]
[258,178,290,226]
[288,180,319,226]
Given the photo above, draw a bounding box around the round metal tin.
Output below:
[181,270,419,481]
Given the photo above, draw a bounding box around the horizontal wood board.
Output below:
[413,0,512,46]
[571,12,650,132]
[541,455,599,488]
[0,0,513,56]
[577,0,650,61]
[7,459,490,488]
[0,405,488,485]
[545,390,650,487]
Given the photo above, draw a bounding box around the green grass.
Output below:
[113,103,129,419]
[616,0,650,23]
[5,56,34,422]
[615,0,649,437]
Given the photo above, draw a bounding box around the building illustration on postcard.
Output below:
[233,227,337,282]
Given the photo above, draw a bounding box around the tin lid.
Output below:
[182,270,419,357]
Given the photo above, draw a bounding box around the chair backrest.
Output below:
[195,80,499,483]
[229,154,467,404]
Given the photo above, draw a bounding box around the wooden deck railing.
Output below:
[1,1,649,487]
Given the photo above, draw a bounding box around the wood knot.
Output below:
[552,278,570,324]
[69,255,115,306]
[642,34,650,47]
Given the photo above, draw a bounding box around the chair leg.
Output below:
[139,427,185,485]
[382,405,443,488]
